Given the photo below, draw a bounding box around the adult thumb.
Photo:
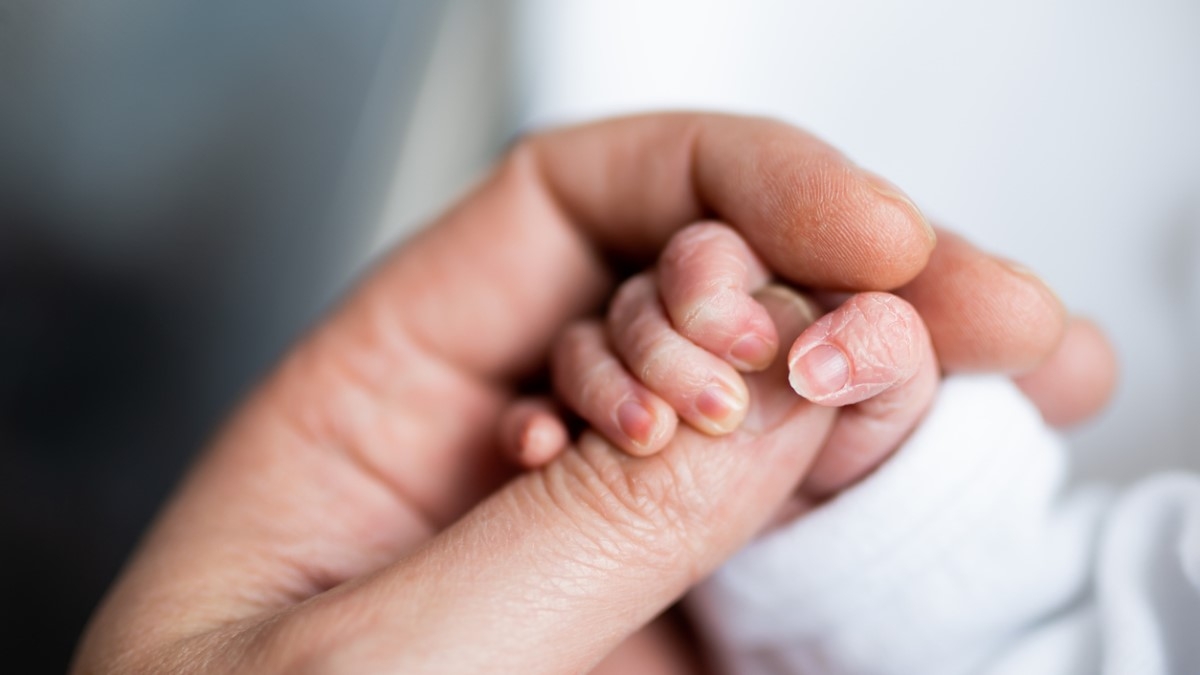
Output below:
[259,287,832,674]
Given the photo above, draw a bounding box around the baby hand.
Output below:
[500,222,938,500]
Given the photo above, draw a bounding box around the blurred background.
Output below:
[2,0,1199,670]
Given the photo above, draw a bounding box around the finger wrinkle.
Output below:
[817,294,921,388]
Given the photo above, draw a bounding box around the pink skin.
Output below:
[607,273,750,438]
[500,221,782,462]
[657,222,779,371]
[502,226,939,505]
[500,221,782,461]
[72,114,1117,675]
[551,320,679,456]
[498,398,570,467]
[788,292,939,498]
[1014,317,1117,427]
[500,223,1117,498]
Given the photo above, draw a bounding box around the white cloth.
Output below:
[687,376,1200,674]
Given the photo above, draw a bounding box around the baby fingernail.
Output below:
[617,399,657,447]
[695,384,746,433]
[789,344,850,401]
[729,334,774,370]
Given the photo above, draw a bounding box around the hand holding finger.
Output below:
[607,274,751,437]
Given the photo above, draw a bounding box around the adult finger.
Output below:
[251,113,937,537]
[1015,317,1118,427]
[73,114,934,668]
[384,113,935,383]
[247,287,833,674]
[296,113,933,527]
[656,221,777,371]
[894,229,1119,427]
[896,229,1066,374]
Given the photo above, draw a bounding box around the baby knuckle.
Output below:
[555,322,600,363]
[660,224,722,277]
[676,287,740,339]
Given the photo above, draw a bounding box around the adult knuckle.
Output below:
[541,436,709,570]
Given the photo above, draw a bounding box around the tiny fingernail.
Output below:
[617,400,657,447]
[863,171,935,245]
[789,344,850,401]
[695,385,746,433]
[729,334,774,370]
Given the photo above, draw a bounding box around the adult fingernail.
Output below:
[863,171,936,246]
[617,400,657,447]
[729,334,774,371]
[1001,258,1064,309]
[1001,257,1038,280]
[695,384,746,434]
[789,344,850,401]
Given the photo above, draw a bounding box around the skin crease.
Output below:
[606,273,751,436]
[501,226,963,503]
[789,294,923,405]
[70,114,1116,674]
[657,223,778,371]
[552,317,683,454]
[788,292,939,499]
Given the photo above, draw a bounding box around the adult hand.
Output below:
[72,114,1113,674]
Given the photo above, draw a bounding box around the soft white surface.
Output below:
[687,376,1200,674]
[514,0,1200,482]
